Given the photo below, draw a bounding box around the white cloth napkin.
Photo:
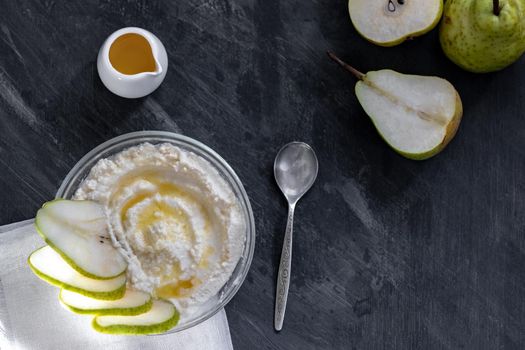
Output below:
[0,220,234,350]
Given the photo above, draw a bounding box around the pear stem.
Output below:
[493,0,500,15]
[327,52,365,80]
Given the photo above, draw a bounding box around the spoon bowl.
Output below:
[274,142,318,204]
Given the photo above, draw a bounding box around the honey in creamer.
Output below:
[109,33,156,75]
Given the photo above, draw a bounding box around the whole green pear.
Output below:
[440,0,525,73]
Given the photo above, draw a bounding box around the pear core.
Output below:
[348,0,443,46]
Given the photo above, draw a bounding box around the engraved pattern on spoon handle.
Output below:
[274,203,295,331]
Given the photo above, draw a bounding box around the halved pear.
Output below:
[92,299,180,335]
[60,289,152,316]
[348,0,443,46]
[28,246,126,300]
[35,199,127,279]
[328,53,462,160]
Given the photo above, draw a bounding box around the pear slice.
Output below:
[35,199,127,279]
[92,299,180,335]
[28,246,126,300]
[60,289,152,316]
[328,52,462,160]
[348,0,443,46]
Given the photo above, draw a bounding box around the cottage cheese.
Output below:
[74,143,246,316]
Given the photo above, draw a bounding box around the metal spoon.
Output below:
[274,141,318,331]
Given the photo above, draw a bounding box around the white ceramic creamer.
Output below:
[97,27,168,98]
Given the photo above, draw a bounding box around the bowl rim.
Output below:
[55,130,256,334]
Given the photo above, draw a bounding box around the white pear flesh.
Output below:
[355,69,462,159]
[348,0,443,46]
[60,289,152,316]
[36,200,127,279]
[28,246,126,300]
[92,299,180,335]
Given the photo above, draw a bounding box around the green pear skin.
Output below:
[35,199,127,280]
[59,289,153,316]
[28,246,126,300]
[440,0,525,73]
[92,299,180,335]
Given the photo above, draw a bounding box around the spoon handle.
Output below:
[274,203,295,331]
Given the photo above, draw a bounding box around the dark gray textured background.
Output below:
[1,1,524,349]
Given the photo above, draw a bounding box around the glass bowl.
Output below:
[56,131,255,333]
